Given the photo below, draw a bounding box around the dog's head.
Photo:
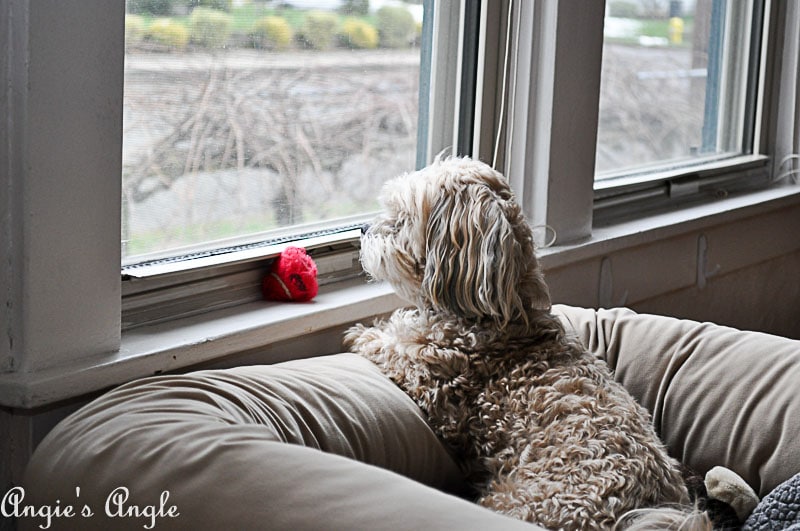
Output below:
[361,156,551,329]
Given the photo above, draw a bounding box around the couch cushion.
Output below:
[23,353,537,530]
[554,304,800,498]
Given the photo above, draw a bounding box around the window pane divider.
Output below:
[594,154,771,223]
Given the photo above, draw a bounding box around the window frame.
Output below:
[116,0,792,312]
[485,0,605,244]
[480,0,782,244]
[589,0,772,221]
[118,0,463,330]
[1,0,124,374]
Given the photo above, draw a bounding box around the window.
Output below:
[120,0,473,328]
[487,0,777,244]
[118,0,773,289]
[596,0,762,180]
[122,0,427,266]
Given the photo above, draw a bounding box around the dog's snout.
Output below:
[360,223,371,236]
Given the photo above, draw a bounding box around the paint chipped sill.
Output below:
[1,184,798,410]
[0,278,403,410]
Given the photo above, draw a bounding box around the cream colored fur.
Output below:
[345,157,708,530]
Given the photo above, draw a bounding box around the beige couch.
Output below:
[21,305,800,530]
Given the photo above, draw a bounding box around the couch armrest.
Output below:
[554,304,800,497]
[23,353,539,530]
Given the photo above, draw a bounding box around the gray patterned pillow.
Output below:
[744,473,800,530]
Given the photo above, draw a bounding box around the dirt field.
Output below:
[123,48,420,257]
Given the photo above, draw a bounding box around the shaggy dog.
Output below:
[344,157,710,530]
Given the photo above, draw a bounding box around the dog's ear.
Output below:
[422,184,550,327]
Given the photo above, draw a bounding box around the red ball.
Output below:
[262,247,318,302]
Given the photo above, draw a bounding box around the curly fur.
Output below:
[345,156,709,530]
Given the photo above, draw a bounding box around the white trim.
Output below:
[594,154,769,191]
[541,184,800,270]
[471,1,487,159]
[773,0,800,179]
[1,0,124,374]
[0,279,403,409]
[504,0,605,244]
[423,0,462,163]
[472,0,510,164]
[1,0,22,374]
[716,0,755,153]
[452,0,467,152]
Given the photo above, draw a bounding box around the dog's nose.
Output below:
[360,223,371,235]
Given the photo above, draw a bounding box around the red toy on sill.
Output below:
[262,246,319,302]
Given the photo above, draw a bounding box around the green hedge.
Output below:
[298,11,340,50]
[189,7,232,48]
[146,18,189,48]
[340,0,369,17]
[125,14,147,45]
[251,16,293,50]
[376,6,415,48]
[127,5,419,52]
[339,18,378,49]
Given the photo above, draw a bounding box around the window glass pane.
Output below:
[596,0,757,180]
[123,0,425,264]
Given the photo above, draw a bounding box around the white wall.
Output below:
[544,193,800,339]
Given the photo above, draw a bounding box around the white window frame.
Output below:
[1,0,799,410]
[1,0,124,375]
[494,0,605,244]
[481,0,790,246]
